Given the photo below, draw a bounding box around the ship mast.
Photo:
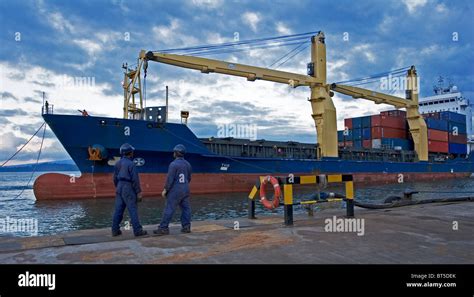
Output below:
[122,57,145,119]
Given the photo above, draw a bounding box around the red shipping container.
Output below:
[344,118,353,130]
[371,127,407,139]
[428,140,448,153]
[363,140,371,148]
[380,110,406,118]
[371,115,381,126]
[380,115,406,129]
[428,129,448,142]
[345,141,353,147]
[448,133,467,144]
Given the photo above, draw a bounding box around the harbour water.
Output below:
[0,171,473,237]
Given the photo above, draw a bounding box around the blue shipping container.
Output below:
[343,129,353,140]
[362,116,371,128]
[363,128,371,140]
[352,128,362,140]
[440,111,466,124]
[353,140,362,148]
[448,122,467,134]
[448,143,467,154]
[426,118,448,131]
[338,131,344,142]
[352,117,362,129]
[381,138,413,150]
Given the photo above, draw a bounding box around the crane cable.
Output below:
[153,31,319,58]
[155,31,319,54]
[267,41,307,68]
[274,43,310,69]
[333,66,411,85]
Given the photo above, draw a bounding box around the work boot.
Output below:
[181,226,191,233]
[112,229,122,237]
[153,228,169,236]
[134,229,148,237]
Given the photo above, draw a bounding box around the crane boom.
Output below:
[142,51,322,87]
[330,84,413,108]
[330,66,428,161]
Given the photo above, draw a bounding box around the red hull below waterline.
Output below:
[33,172,471,200]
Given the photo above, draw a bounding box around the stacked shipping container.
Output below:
[338,110,468,156]
[339,110,410,150]
[424,111,467,154]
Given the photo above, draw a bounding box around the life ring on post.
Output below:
[259,175,281,210]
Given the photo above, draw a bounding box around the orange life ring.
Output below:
[259,175,281,210]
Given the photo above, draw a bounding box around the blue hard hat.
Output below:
[120,143,135,155]
[173,144,186,155]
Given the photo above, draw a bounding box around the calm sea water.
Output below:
[0,171,473,237]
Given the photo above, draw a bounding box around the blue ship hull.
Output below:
[32,113,473,200]
[43,114,474,175]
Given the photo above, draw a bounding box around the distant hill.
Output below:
[0,160,79,172]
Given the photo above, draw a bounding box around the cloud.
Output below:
[0,61,123,125]
[152,19,199,47]
[402,0,428,14]
[276,22,292,35]
[378,15,394,33]
[206,32,232,44]
[0,109,29,117]
[68,31,124,70]
[352,44,376,63]
[7,72,25,81]
[111,0,130,13]
[31,80,56,87]
[0,133,70,165]
[0,132,25,147]
[49,11,75,33]
[0,118,12,125]
[11,122,45,136]
[72,38,103,57]
[37,1,76,34]
[242,12,261,32]
[187,100,259,116]
[23,97,42,104]
[189,0,222,9]
[1,92,18,101]
[435,3,447,13]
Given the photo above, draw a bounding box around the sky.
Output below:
[0,0,473,165]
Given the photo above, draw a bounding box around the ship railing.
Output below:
[42,104,54,115]
[247,174,355,226]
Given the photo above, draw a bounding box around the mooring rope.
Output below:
[13,123,47,199]
[0,122,46,167]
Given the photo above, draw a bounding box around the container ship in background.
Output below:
[419,77,473,152]
[34,82,474,200]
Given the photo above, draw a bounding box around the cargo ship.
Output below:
[32,33,474,200]
[33,104,473,200]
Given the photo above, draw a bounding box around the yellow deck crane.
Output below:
[123,31,428,161]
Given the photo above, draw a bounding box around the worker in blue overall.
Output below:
[154,144,192,235]
[112,143,147,237]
